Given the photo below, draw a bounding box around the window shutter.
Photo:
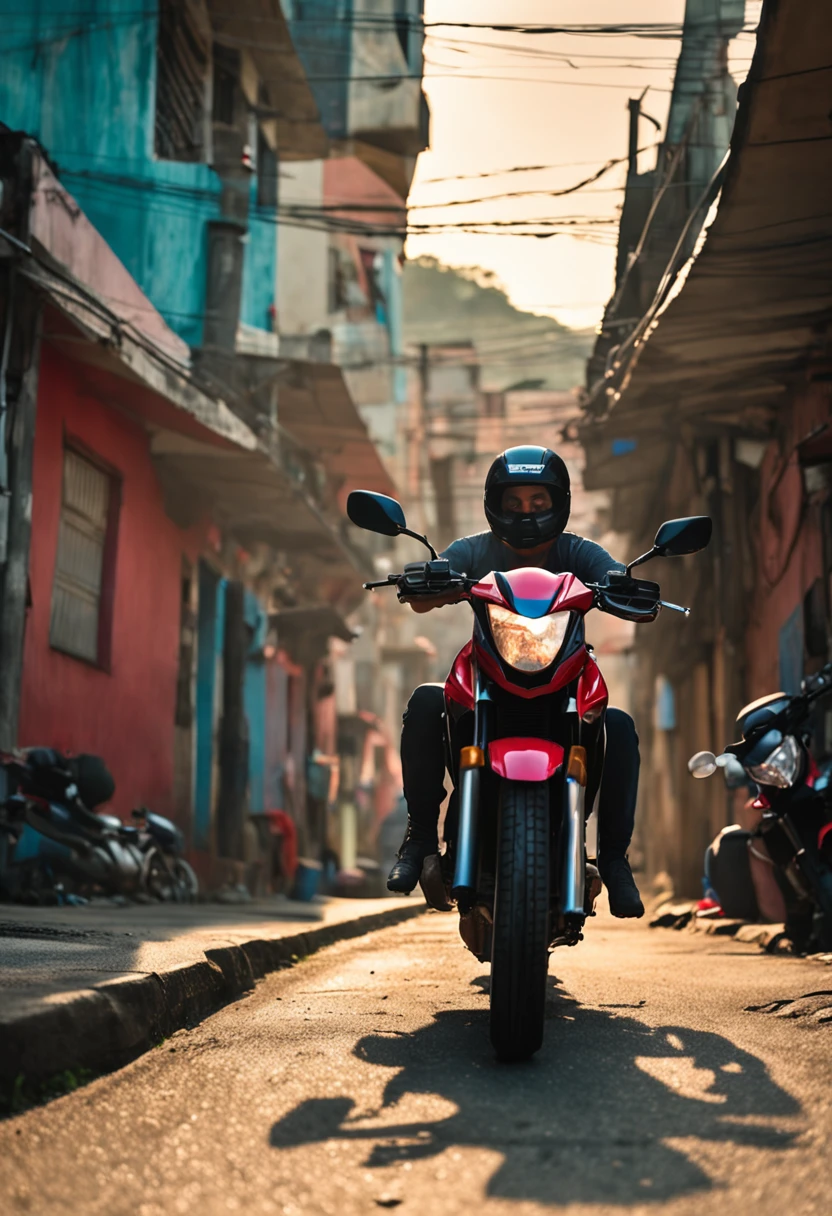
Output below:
[50,450,111,663]
[155,0,210,162]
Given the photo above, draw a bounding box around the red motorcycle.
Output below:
[348,491,711,1060]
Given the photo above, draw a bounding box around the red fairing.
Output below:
[577,654,608,720]
[445,640,474,710]
[471,569,593,613]
[550,572,595,614]
[489,738,565,782]
[477,641,587,700]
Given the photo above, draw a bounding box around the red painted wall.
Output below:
[745,382,829,698]
[19,343,203,820]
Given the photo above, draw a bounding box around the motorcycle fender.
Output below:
[489,738,564,782]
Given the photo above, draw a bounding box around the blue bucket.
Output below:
[291,858,322,902]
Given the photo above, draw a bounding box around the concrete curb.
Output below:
[649,902,789,952]
[0,901,424,1088]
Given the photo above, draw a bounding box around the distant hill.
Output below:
[402,256,593,391]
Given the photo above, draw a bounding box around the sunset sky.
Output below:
[405,1,760,330]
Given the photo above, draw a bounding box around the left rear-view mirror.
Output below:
[688,750,717,779]
[654,516,712,558]
[346,490,407,538]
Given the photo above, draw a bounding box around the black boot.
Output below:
[599,856,644,919]
[387,820,438,894]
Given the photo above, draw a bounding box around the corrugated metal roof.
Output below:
[582,0,832,486]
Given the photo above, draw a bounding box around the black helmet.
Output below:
[484,445,571,550]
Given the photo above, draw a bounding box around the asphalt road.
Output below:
[2,908,831,1216]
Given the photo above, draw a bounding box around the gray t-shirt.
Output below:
[441,530,624,586]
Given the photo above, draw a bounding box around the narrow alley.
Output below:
[1,912,829,1215]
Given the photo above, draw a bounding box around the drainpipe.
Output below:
[0,263,14,559]
[0,138,41,751]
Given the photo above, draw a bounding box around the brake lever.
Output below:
[363,575,400,590]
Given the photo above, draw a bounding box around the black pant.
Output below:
[400,684,639,861]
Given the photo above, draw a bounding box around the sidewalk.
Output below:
[0,894,422,1091]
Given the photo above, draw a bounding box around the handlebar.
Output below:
[363,573,474,594]
[365,571,691,620]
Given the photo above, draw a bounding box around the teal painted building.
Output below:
[0,1,277,347]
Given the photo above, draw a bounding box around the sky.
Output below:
[405,1,761,331]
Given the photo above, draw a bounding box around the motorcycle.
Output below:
[348,489,712,1061]
[689,663,832,952]
[0,752,198,903]
[132,805,199,902]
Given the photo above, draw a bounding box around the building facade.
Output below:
[0,2,427,894]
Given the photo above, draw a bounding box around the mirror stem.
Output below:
[626,546,658,575]
[401,527,438,560]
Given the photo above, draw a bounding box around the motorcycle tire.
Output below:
[172,858,199,902]
[142,847,179,902]
[489,779,550,1062]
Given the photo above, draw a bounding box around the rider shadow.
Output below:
[269,975,800,1207]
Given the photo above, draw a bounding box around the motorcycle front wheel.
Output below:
[489,779,550,1062]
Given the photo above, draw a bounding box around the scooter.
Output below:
[689,663,832,952]
[348,489,711,1061]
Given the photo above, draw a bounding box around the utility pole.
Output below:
[627,96,641,178]
[0,136,42,751]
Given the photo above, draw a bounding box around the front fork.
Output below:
[561,746,588,920]
[450,665,591,923]
[451,669,491,911]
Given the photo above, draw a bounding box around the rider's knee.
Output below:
[403,682,445,725]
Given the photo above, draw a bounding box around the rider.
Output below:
[387,444,644,918]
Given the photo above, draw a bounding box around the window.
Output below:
[50,447,119,666]
[154,0,211,162]
[212,44,239,126]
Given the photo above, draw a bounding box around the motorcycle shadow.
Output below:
[269,975,800,1206]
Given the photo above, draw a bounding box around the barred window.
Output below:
[155,0,211,162]
[50,448,118,666]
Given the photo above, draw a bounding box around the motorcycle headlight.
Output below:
[747,734,801,789]
[487,604,570,672]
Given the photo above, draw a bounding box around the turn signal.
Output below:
[460,746,485,770]
[567,745,587,786]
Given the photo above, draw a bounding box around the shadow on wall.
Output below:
[270,975,799,1206]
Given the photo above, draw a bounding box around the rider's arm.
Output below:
[564,534,626,584]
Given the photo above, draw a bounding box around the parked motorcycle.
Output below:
[0,751,198,903]
[132,805,199,902]
[689,664,832,952]
[348,489,711,1061]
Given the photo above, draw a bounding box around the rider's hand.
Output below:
[397,559,453,597]
[397,560,465,611]
[401,588,465,613]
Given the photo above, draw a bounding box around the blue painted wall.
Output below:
[243,590,268,815]
[285,1,352,140]
[0,1,276,347]
[195,564,224,851]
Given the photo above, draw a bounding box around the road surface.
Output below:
[1,908,830,1215]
